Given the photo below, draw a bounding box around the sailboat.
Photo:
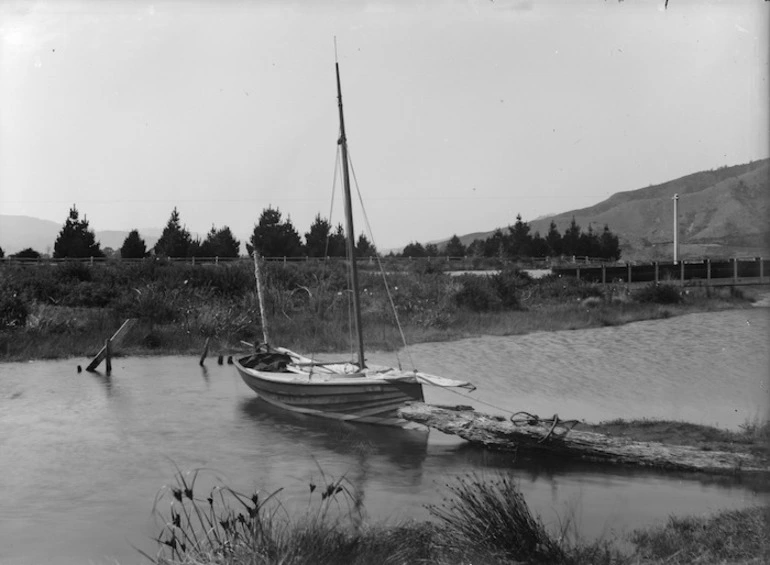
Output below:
[233,61,475,429]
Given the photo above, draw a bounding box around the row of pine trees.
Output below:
[0,205,375,260]
[401,215,622,261]
[0,207,621,261]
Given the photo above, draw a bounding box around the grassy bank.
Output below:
[581,418,770,467]
[0,260,758,361]
[145,470,768,565]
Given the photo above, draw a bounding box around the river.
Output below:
[1,307,768,564]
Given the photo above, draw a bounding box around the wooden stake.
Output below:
[199,336,211,366]
[86,319,136,372]
[105,339,112,375]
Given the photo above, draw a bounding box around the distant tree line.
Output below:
[9,205,377,260]
[398,215,621,261]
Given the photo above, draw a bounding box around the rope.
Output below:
[346,146,413,372]
[510,411,580,443]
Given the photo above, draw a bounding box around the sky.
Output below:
[0,0,768,251]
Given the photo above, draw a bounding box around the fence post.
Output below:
[576,267,581,281]
[215,256,219,265]
[654,261,659,284]
[760,257,764,284]
[733,258,738,283]
[627,263,632,291]
[706,258,711,285]
[602,264,606,285]
[680,260,685,286]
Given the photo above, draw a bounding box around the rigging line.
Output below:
[308,141,343,369]
[346,146,414,372]
[324,140,341,259]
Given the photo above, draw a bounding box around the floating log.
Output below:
[397,403,769,476]
[86,319,136,372]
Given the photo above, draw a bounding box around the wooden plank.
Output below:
[86,319,136,372]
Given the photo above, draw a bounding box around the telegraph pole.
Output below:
[673,193,679,264]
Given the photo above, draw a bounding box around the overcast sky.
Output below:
[1,0,767,250]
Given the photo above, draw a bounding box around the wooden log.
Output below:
[86,319,136,372]
[397,403,768,476]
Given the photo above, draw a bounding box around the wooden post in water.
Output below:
[706,259,711,285]
[86,319,136,372]
[199,336,211,366]
[733,258,738,284]
[105,339,112,375]
[601,264,606,285]
[680,260,685,286]
[760,257,764,284]
[576,267,581,281]
[654,262,659,284]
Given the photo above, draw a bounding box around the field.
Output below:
[0,259,759,361]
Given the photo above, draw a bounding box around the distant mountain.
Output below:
[0,215,162,256]
[445,159,770,261]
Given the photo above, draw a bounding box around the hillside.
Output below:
[450,159,770,261]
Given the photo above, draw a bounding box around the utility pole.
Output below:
[673,193,679,265]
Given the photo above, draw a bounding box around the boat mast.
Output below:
[335,62,366,369]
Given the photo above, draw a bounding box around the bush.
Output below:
[634,283,682,304]
[0,288,29,329]
[453,275,502,312]
[490,266,528,309]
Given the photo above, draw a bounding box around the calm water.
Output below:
[1,307,769,564]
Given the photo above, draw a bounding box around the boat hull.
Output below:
[234,358,426,429]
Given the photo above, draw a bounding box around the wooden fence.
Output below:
[554,258,768,287]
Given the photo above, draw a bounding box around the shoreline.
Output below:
[0,288,759,363]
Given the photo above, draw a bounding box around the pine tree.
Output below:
[154,207,193,257]
[561,217,581,256]
[304,215,332,257]
[355,234,376,257]
[508,214,532,257]
[444,235,466,257]
[200,225,240,258]
[53,206,104,258]
[247,206,303,257]
[545,221,562,256]
[599,224,621,260]
[402,241,427,258]
[120,230,148,259]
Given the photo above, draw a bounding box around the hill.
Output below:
[0,215,162,256]
[448,159,770,261]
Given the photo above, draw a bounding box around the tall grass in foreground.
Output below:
[147,470,637,565]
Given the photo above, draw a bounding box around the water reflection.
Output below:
[238,397,429,471]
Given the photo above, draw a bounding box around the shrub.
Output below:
[0,289,29,329]
[634,283,682,304]
[490,266,528,309]
[453,275,502,312]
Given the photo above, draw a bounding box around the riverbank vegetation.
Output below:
[145,469,768,565]
[581,418,770,467]
[0,259,758,361]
